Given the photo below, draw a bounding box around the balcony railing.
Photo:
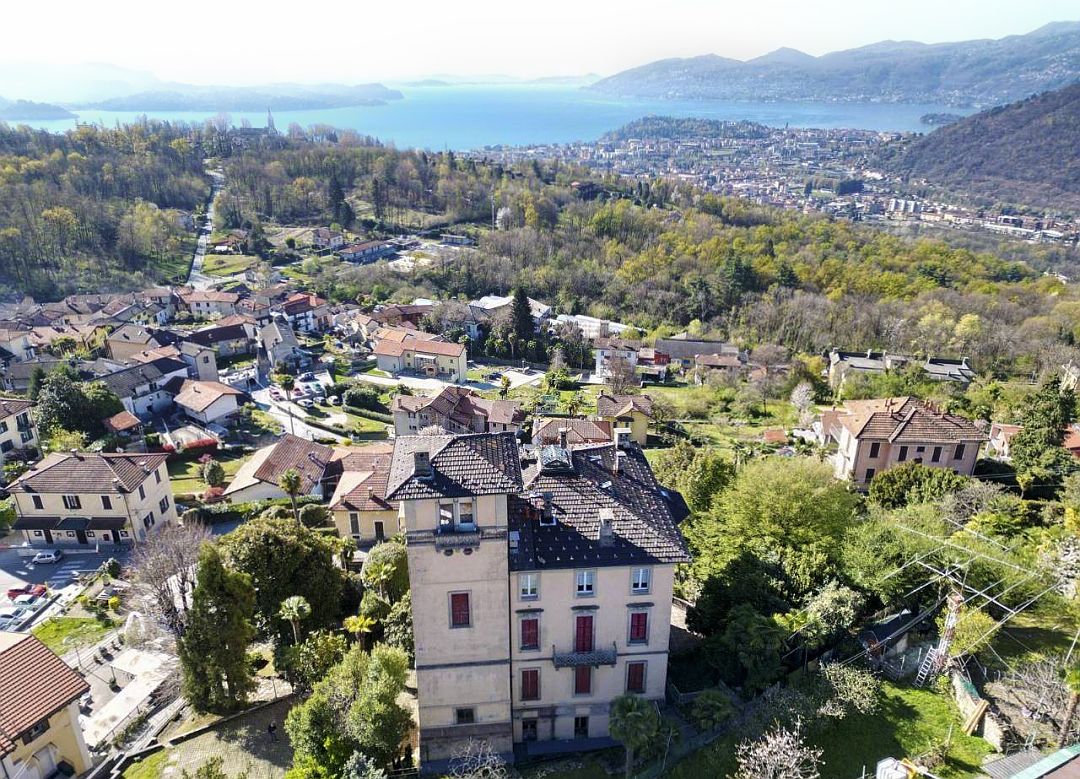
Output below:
[408,526,506,548]
[552,642,617,668]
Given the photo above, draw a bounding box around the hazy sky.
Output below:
[4,0,1078,84]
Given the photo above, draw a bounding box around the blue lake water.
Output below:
[24,85,969,149]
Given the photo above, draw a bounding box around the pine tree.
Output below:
[510,288,534,351]
[179,544,257,712]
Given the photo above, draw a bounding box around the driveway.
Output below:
[248,387,333,441]
[351,366,543,394]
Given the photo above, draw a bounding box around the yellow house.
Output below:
[8,452,177,546]
[594,393,653,446]
[0,397,39,466]
[0,631,92,779]
[325,444,400,546]
[373,334,468,382]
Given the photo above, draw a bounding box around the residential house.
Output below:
[334,310,379,344]
[374,303,434,329]
[655,334,741,372]
[8,451,176,545]
[828,397,986,487]
[274,292,330,334]
[338,240,396,263]
[0,397,38,464]
[373,335,467,382]
[391,386,524,436]
[386,431,689,767]
[129,343,219,383]
[532,418,612,447]
[324,444,399,546]
[551,314,629,341]
[166,379,245,425]
[988,422,1022,460]
[469,295,552,333]
[592,337,639,380]
[179,289,239,319]
[257,321,308,376]
[106,324,177,361]
[99,357,190,419]
[311,227,345,251]
[827,349,976,391]
[594,393,653,446]
[0,631,92,779]
[0,357,65,393]
[28,324,104,355]
[223,434,333,503]
[185,320,255,359]
[0,327,36,362]
[694,352,744,381]
[236,297,272,326]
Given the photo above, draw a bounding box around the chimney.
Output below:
[540,492,555,525]
[413,450,432,479]
[866,348,873,358]
[612,451,622,475]
[598,321,609,338]
[615,427,632,449]
[70,449,79,458]
[598,508,615,544]
[558,427,569,449]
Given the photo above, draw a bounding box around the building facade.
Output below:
[0,397,38,465]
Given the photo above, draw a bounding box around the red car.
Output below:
[6,583,46,601]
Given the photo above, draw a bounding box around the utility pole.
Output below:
[916,589,963,687]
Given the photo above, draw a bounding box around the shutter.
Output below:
[522,669,539,700]
[450,593,470,627]
[627,661,645,693]
[574,666,591,695]
[630,612,648,642]
[521,618,539,649]
[575,615,593,652]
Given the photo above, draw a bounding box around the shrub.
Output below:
[104,558,121,577]
[691,688,735,732]
[343,386,385,412]
[108,596,121,612]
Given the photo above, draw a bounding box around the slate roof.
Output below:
[249,434,333,495]
[98,357,188,399]
[509,442,690,571]
[0,396,32,419]
[185,322,252,347]
[835,397,986,443]
[392,387,523,429]
[386,432,523,501]
[596,393,653,419]
[0,631,89,756]
[8,452,168,494]
[532,417,612,446]
[108,323,171,347]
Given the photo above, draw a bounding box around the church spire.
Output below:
[266,108,276,134]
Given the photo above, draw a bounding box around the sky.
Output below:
[2,0,1078,86]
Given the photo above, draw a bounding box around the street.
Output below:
[186,169,225,290]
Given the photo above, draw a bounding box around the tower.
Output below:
[266,108,276,134]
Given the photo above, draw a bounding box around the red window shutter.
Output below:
[521,669,539,700]
[521,618,539,649]
[574,665,591,695]
[630,612,648,642]
[575,615,593,652]
[450,593,470,627]
[627,661,646,693]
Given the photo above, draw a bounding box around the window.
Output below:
[32,495,43,510]
[898,445,908,462]
[0,440,11,453]
[458,499,475,528]
[954,443,966,460]
[522,719,538,742]
[101,496,112,510]
[631,567,651,594]
[0,420,6,433]
[519,573,539,600]
[159,496,170,514]
[374,520,385,540]
[575,570,595,597]
[626,661,647,694]
[629,611,649,644]
[521,617,540,650]
[574,615,594,652]
[455,708,475,725]
[349,513,360,535]
[439,502,454,531]
[449,592,471,628]
[62,495,81,510]
[931,446,942,463]
[155,469,162,484]
[521,668,540,701]
[21,719,49,745]
[138,485,145,500]
[574,667,591,696]
[865,468,876,482]
[868,442,880,459]
[574,716,589,738]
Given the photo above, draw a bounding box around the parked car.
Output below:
[299,372,316,382]
[328,395,342,406]
[32,549,64,564]
[6,583,46,601]
[269,387,284,400]
[0,607,29,629]
[486,371,502,380]
[298,399,314,409]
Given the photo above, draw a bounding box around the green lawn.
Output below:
[121,749,168,779]
[168,451,249,496]
[202,253,259,276]
[986,601,1080,669]
[32,616,115,654]
[666,683,990,779]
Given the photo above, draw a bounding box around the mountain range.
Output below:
[874,81,1080,211]
[589,21,1080,107]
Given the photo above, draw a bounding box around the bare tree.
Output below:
[790,381,815,427]
[607,355,638,395]
[734,719,822,779]
[448,739,508,779]
[129,521,211,637]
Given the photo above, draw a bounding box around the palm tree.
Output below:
[278,468,302,525]
[566,392,583,419]
[279,595,311,645]
[609,694,660,779]
[343,614,377,650]
[278,374,296,435]
[1060,665,1080,747]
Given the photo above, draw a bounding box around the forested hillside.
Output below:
[876,81,1080,210]
[0,122,209,298]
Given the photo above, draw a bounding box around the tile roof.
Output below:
[108,323,163,347]
[0,396,32,418]
[373,334,464,358]
[169,379,244,413]
[835,397,986,443]
[391,387,523,429]
[98,357,188,399]
[185,322,252,347]
[0,632,89,756]
[8,451,168,494]
[102,410,142,433]
[250,434,333,495]
[326,445,397,512]
[596,393,653,419]
[532,418,613,446]
[180,290,239,304]
[509,443,690,571]
[386,432,523,501]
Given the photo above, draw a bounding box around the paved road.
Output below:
[187,169,225,290]
[352,365,543,394]
[248,387,331,441]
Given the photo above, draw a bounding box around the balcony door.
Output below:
[574,614,594,652]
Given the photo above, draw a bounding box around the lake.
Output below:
[23,84,969,149]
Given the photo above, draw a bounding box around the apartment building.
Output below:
[373,335,468,382]
[8,452,177,545]
[0,397,38,464]
[386,431,689,769]
[827,397,986,487]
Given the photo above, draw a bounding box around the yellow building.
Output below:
[0,631,92,779]
[594,393,653,446]
[8,452,177,546]
[386,431,690,770]
[325,444,400,546]
[0,397,38,466]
